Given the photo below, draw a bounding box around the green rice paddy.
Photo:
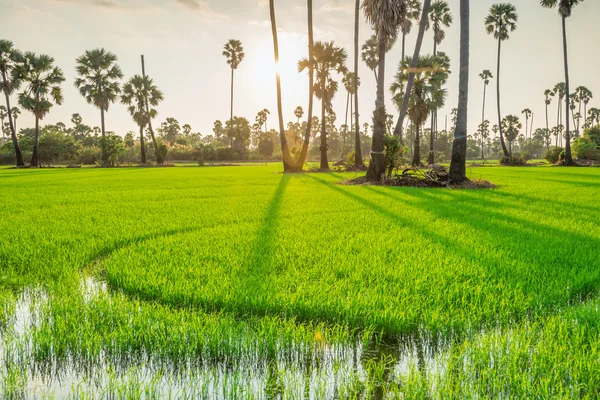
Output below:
[1,165,599,398]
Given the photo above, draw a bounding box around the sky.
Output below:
[1,0,599,138]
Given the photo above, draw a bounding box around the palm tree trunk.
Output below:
[353,0,363,167]
[31,116,39,167]
[230,68,234,124]
[320,92,328,169]
[562,15,574,165]
[402,32,406,60]
[270,0,295,172]
[481,82,487,160]
[365,26,388,181]
[140,124,146,164]
[496,36,509,158]
[100,107,106,165]
[413,123,421,166]
[342,91,349,160]
[296,0,314,169]
[545,102,550,151]
[394,0,432,140]
[449,0,469,182]
[1,71,24,167]
[530,112,534,138]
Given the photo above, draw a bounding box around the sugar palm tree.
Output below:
[391,54,447,166]
[14,52,65,166]
[256,108,270,133]
[269,0,295,172]
[574,86,592,131]
[554,82,566,146]
[426,0,452,165]
[485,3,517,159]
[342,72,360,159]
[74,48,123,166]
[502,114,521,157]
[363,0,407,180]
[11,107,20,134]
[294,106,304,124]
[296,0,315,169]
[223,39,245,131]
[0,40,25,166]
[299,41,347,170]
[353,0,364,168]
[588,108,600,127]
[399,0,423,59]
[544,89,554,148]
[541,0,583,165]
[479,70,493,159]
[121,75,164,164]
[361,34,397,84]
[521,108,532,139]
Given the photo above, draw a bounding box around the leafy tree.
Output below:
[502,114,522,157]
[158,118,181,146]
[0,40,25,166]
[14,52,65,166]
[101,132,125,166]
[74,48,123,165]
[541,0,584,165]
[223,39,245,128]
[485,2,517,158]
[299,41,347,170]
[121,75,164,164]
[225,116,251,155]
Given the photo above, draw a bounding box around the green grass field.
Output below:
[1,165,600,398]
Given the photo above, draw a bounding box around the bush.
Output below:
[500,153,529,166]
[384,135,402,176]
[584,125,600,148]
[572,137,599,160]
[544,147,564,164]
[76,147,101,165]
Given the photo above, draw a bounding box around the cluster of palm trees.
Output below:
[0,40,166,167]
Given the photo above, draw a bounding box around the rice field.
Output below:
[1,164,600,398]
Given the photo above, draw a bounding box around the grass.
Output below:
[1,164,600,398]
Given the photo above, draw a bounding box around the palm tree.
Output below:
[0,40,25,166]
[361,35,380,83]
[11,107,20,134]
[14,52,65,167]
[502,114,521,157]
[353,0,364,168]
[479,70,493,159]
[554,82,566,146]
[256,108,270,133]
[393,0,431,140]
[427,0,452,165]
[74,48,123,166]
[296,0,315,170]
[588,108,600,127]
[363,0,407,181]
[294,106,304,124]
[121,75,164,164]
[342,72,360,159]
[449,0,469,182]
[544,89,553,148]
[0,105,6,141]
[223,39,245,129]
[485,3,517,159]
[299,41,347,170]
[269,0,295,172]
[541,0,583,165]
[574,86,592,131]
[399,0,423,60]
[391,54,447,166]
[521,108,532,139]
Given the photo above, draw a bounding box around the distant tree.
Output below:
[121,74,164,164]
[0,40,25,166]
[223,40,245,129]
[502,114,521,157]
[553,82,566,146]
[11,107,20,134]
[544,89,553,149]
[574,86,592,131]
[541,0,584,165]
[158,118,181,146]
[14,52,65,166]
[256,108,270,133]
[485,3,517,158]
[299,41,348,170]
[294,106,304,124]
[225,116,251,155]
[479,70,493,158]
[0,105,6,141]
[521,108,532,139]
[588,108,600,127]
[342,72,360,159]
[74,48,123,166]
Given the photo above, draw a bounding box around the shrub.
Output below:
[76,147,101,165]
[544,147,564,164]
[584,125,600,148]
[383,134,402,176]
[572,137,599,160]
[500,153,529,166]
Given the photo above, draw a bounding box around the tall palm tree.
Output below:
[427,0,452,165]
[449,0,469,182]
[353,0,364,168]
[269,0,295,172]
[479,70,493,159]
[14,52,65,167]
[223,39,245,130]
[521,108,532,139]
[391,54,447,166]
[296,0,315,169]
[363,0,407,181]
[299,41,347,170]
[294,106,304,124]
[74,48,123,166]
[0,40,25,166]
[256,108,270,133]
[399,0,423,60]
[121,75,164,164]
[502,114,521,157]
[544,89,553,148]
[342,72,360,159]
[393,0,431,141]
[554,82,566,146]
[541,0,583,165]
[485,3,517,159]
[574,86,592,131]
[11,107,20,134]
